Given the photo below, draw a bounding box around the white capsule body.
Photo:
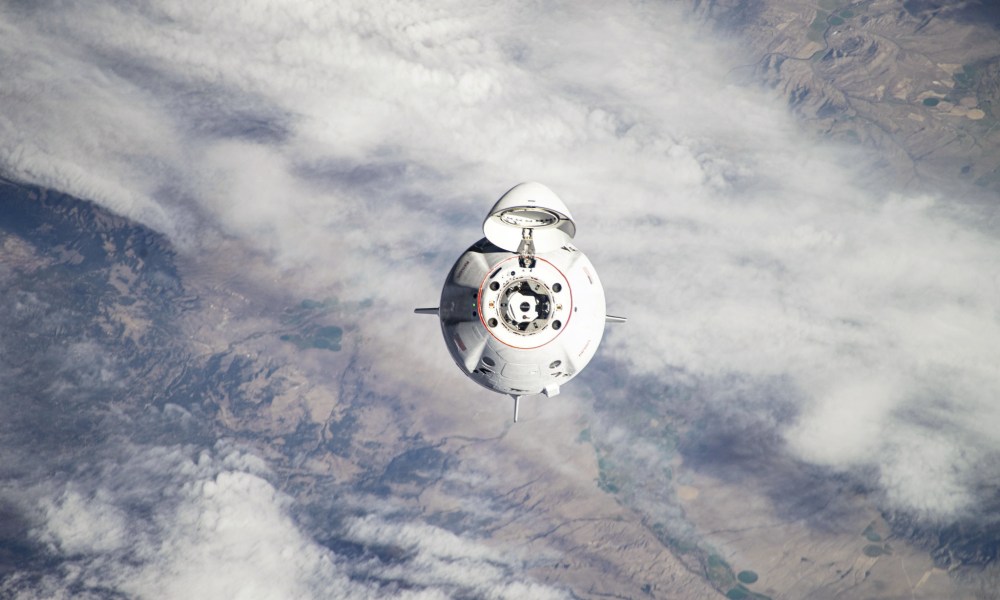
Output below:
[437,183,607,398]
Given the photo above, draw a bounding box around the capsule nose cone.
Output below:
[483,182,576,253]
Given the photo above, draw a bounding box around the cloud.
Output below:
[1,441,570,599]
[2,444,356,599]
[1,0,999,586]
[343,514,570,599]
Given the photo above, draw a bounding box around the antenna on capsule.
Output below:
[512,395,521,423]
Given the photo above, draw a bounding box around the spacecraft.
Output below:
[415,182,625,422]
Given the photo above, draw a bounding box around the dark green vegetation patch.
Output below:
[737,570,759,584]
[597,455,623,494]
[707,553,735,589]
[953,63,980,92]
[862,522,882,542]
[727,587,749,600]
[727,584,772,600]
[280,299,344,351]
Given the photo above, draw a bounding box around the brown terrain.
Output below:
[690,0,1000,195]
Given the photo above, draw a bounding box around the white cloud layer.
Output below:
[344,515,570,600]
[2,0,999,584]
[4,444,362,599]
[4,443,564,599]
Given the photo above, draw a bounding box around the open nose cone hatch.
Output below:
[482,182,576,254]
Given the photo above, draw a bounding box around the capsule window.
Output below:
[482,356,496,367]
[488,318,498,327]
[552,283,562,293]
[490,281,500,291]
[549,360,561,369]
[552,320,562,330]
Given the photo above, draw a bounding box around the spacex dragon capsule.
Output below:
[415,182,625,422]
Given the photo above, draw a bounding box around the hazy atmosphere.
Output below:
[2,1,999,598]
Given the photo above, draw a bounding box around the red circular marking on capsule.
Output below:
[476,255,573,350]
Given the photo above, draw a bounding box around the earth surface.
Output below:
[2,1,1000,599]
